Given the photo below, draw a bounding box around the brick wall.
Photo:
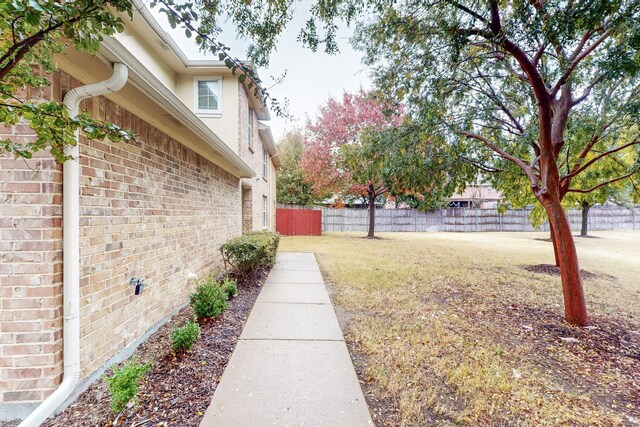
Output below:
[1,71,242,410]
[242,187,253,232]
[237,83,276,230]
[1,70,64,408]
[0,138,64,405]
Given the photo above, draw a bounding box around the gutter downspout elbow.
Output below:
[19,63,128,427]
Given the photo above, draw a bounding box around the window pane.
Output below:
[197,80,219,111]
[198,95,209,110]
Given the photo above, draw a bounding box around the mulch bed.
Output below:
[523,264,616,281]
[37,268,268,427]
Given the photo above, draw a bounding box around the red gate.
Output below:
[276,208,322,236]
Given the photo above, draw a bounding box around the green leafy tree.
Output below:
[349,1,640,326]
[276,129,314,205]
[341,122,474,237]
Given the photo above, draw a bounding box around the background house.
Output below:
[447,184,503,208]
[0,4,278,421]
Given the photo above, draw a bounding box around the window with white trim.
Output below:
[248,108,254,149]
[262,195,268,228]
[194,78,221,115]
[262,148,268,178]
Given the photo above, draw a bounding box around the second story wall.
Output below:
[237,84,277,230]
[111,14,178,93]
[175,73,239,152]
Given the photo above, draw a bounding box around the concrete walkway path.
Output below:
[200,252,373,427]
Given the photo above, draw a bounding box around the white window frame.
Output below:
[194,77,222,117]
[262,195,268,229]
[262,148,268,179]
[248,108,254,149]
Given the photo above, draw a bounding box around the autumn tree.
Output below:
[300,89,402,201]
[276,129,314,205]
[300,89,403,237]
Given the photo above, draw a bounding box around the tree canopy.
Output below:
[300,89,404,203]
[347,0,640,325]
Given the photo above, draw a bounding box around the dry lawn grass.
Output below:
[279,231,640,426]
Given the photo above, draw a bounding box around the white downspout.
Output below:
[19,63,128,427]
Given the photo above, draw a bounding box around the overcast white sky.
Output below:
[151,3,371,142]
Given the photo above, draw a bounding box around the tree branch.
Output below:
[550,29,610,98]
[571,74,607,106]
[563,139,640,180]
[459,131,539,187]
[532,41,547,67]
[0,6,100,81]
[489,0,501,35]
[448,1,489,24]
[461,156,503,173]
[569,30,593,62]
[567,172,636,194]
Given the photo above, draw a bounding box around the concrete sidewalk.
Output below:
[200,252,373,427]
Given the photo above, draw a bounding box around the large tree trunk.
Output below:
[367,185,376,238]
[580,201,590,237]
[543,199,589,326]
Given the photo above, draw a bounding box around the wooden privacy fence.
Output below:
[276,208,322,236]
[278,204,640,233]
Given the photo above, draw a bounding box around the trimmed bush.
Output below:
[220,231,280,275]
[105,358,151,413]
[171,321,200,353]
[221,277,238,298]
[190,275,228,319]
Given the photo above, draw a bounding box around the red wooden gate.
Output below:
[276,208,322,236]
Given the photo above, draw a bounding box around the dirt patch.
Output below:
[523,264,616,281]
[32,268,269,427]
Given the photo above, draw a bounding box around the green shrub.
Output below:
[105,358,151,413]
[190,275,228,319]
[221,277,238,298]
[171,321,200,353]
[220,231,280,274]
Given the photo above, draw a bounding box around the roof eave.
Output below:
[258,124,280,168]
[132,0,271,120]
[100,36,256,179]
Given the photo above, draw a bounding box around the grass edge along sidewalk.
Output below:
[200,252,374,426]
